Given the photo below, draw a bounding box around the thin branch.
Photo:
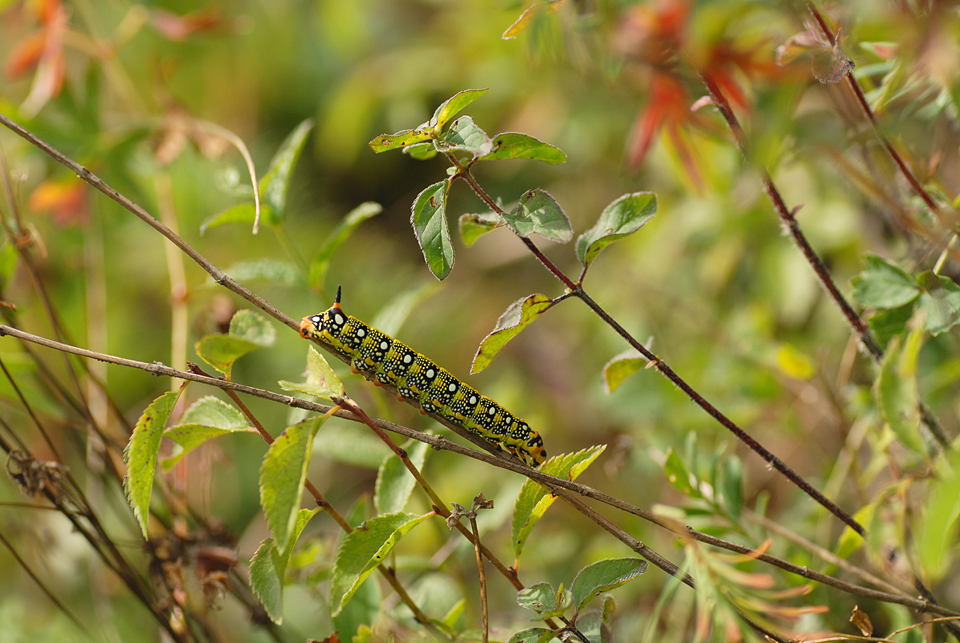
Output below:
[5,323,954,621]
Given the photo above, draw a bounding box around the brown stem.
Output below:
[6,323,957,620]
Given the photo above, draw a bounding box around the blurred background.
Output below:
[2,0,960,641]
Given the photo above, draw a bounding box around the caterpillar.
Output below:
[299,287,546,467]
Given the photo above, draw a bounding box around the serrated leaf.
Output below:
[195,334,259,379]
[867,302,916,347]
[369,281,440,337]
[602,350,647,393]
[330,512,433,615]
[438,116,492,157]
[508,627,555,643]
[260,119,314,220]
[458,211,502,246]
[249,509,318,624]
[430,88,489,130]
[502,1,563,39]
[222,259,304,287]
[664,449,699,498]
[480,132,566,164]
[369,128,433,153]
[161,396,255,469]
[249,539,283,623]
[513,446,605,562]
[411,180,454,280]
[851,255,920,308]
[503,189,572,243]
[260,417,325,554]
[916,271,960,335]
[124,390,183,539]
[230,309,276,347]
[916,449,960,582]
[473,294,554,374]
[374,440,429,514]
[517,582,558,613]
[279,346,345,400]
[576,192,657,268]
[570,558,647,611]
[200,203,279,234]
[403,141,438,160]
[875,336,924,455]
[308,202,383,288]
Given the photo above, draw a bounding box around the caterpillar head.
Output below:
[300,286,347,343]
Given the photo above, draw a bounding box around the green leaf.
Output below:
[308,202,383,288]
[369,128,433,153]
[410,180,454,280]
[576,608,604,643]
[868,302,916,347]
[249,539,283,624]
[430,88,489,130]
[718,456,743,521]
[438,116,492,157]
[517,582,559,613]
[403,142,438,160]
[332,562,383,641]
[508,627,556,643]
[161,396,255,469]
[279,345,345,400]
[513,446,605,561]
[260,417,326,554]
[229,309,276,347]
[916,271,960,335]
[875,336,924,455]
[195,335,258,379]
[851,255,920,308]
[480,132,566,164]
[473,294,555,374]
[222,259,304,287]
[200,203,279,234]
[502,189,572,243]
[330,512,433,616]
[458,211,501,246]
[369,281,440,337]
[916,449,960,582]
[602,349,647,393]
[502,1,563,39]
[375,440,430,515]
[570,558,647,612]
[664,449,699,498]
[249,509,318,624]
[576,192,657,268]
[124,390,183,539]
[260,119,315,221]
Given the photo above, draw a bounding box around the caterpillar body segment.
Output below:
[299,288,546,467]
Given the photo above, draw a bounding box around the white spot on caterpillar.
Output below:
[357,328,366,338]
[488,407,496,415]
[403,354,413,364]
[469,395,477,404]
[448,382,457,392]
[425,368,435,379]
[334,313,344,326]
[380,341,389,350]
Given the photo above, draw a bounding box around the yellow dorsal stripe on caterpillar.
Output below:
[299,286,546,467]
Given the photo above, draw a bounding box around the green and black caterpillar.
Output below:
[299,287,546,467]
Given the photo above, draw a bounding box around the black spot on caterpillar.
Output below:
[299,287,546,467]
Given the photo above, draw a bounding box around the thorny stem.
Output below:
[5,325,953,622]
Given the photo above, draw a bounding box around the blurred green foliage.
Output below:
[3,0,960,641]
